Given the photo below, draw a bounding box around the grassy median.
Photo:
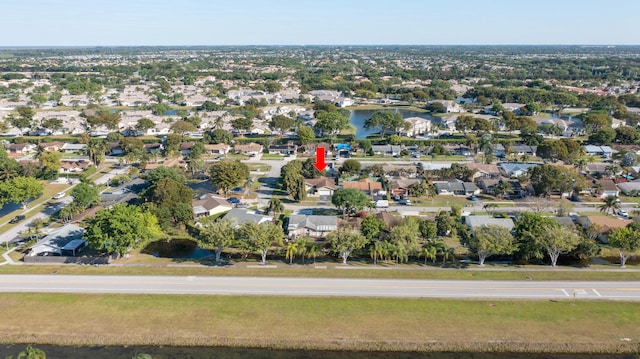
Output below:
[0,293,638,353]
[1,264,640,281]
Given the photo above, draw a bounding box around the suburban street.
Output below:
[0,275,638,300]
[0,165,129,244]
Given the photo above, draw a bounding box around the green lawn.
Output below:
[0,293,637,352]
[1,264,639,281]
[261,154,286,160]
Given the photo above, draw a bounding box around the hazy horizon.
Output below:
[2,0,639,47]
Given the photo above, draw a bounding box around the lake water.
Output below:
[349,109,437,139]
[0,345,632,359]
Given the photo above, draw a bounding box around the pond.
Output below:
[349,109,438,139]
[1,345,631,359]
[141,238,213,259]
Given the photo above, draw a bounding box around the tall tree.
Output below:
[598,195,620,215]
[196,217,237,264]
[608,226,640,267]
[0,176,44,209]
[238,222,284,265]
[269,115,295,133]
[209,160,249,197]
[468,225,517,266]
[70,182,100,210]
[327,228,369,264]
[331,189,371,217]
[87,138,109,166]
[296,125,315,145]
[83,204,162,256]
[537,223,581,267]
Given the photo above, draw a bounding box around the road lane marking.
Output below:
[592,289,602,297]
[561,289,570,297]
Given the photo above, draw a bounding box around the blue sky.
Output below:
[2,0,639,46]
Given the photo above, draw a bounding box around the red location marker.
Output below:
[313,147,327,171]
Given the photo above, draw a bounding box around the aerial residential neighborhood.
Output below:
[0,0,639,357]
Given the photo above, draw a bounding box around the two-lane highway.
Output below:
[0,275,638,300]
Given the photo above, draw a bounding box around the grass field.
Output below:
[0,293,637,353]
[0,264,639,281]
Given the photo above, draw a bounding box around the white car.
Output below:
[617,209,629,217]
[53,192,66,199]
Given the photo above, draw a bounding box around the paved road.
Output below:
[0,165,128,244]
[0,275,638,300]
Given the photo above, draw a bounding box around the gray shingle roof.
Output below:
[465,216,514,230]
[287,215,337,232]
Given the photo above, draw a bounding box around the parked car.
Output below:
[403,200,412,206]
[53,192,66,199]
[227,197,241,204]
[231,187,243,192]
[617,209,629,217]
[467,195,478,201]
[9,215,25,224]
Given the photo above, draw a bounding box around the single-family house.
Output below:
[144,143,164,154]
[476,178,527,197]
[576,216,632,241]
[180,142,196,156]
[388,178,421,196]
[235,142,264,156]
[434,181,480,196]
[108,142,125,156]
[192,194,233,218]
[464,163,501,180]
[403,117,431,137]
[286,215,338,238]
[498,162,538,178]
[371,145,401,156]
[342,178,383,195]
[511,145,538,156]
[27,223,86,257]
[617,181,640,196]
[464,216,514,231]
[60,160,91,173]
[223,208,272,227]
[430,100,463,113]
[381,165,417,177]
[491,143,506,158]
[584,163,610,176]
[205,143,230,155]
[268,143,297,155]
[593,179,620,198]
[304,176,337,197]
[38,141,65,152]
[7,143,37,155]
[584,145,616,158]
[61,143,87,153]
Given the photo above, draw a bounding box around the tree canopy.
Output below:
[209,160,249,196]
[83,204,162,256]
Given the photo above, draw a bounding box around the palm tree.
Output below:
[493,181,512,200]
[285,242,298,265]
[213,117,224,130]
[477,136,492,163]
[418,245,437,265]
[87,138,109,166]
[296,237,311,265]
[598,195,620,215]
[267,198,284,216]
[369,241,384,265]
[306,244,321,264]
[574,157,588,172]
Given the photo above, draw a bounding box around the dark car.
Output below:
[227,197,241,204]
[231,187,243,192]
[9,215,25,224]
[467,195,478,201]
